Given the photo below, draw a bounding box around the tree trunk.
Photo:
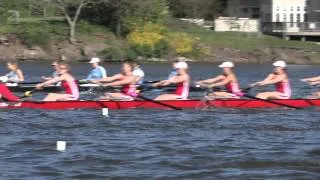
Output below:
[69,22,76,43]
[115,17,121,37]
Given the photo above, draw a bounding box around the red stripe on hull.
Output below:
[0,99,319,110]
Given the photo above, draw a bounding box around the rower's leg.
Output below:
[256,92,270,99]
[43,93,59,101]
[154,94,181,101]
[209,92,239,99]
[257,92,286,99]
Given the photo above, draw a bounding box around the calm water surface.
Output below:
[0,62,319,179]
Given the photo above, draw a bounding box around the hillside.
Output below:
[0,18,319,64]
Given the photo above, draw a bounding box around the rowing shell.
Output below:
[6,84,203,93]
[0,99,319,110]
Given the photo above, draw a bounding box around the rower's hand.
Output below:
[301,79,309,82]
[251,82,263,87]
[78,79,88,84]
[36,84,43,90]
[310,81,319,86]
[91,80,100,84]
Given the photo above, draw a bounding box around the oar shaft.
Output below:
[137,95,182,110]
[243,94,300,109]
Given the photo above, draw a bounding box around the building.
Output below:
[308,0,320,21]
[227,0,261,18]
[261,0,307,24]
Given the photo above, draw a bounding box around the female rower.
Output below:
[301,76,320,98]
[0,61,24,83]
[252,61,291,100]
[36,63,79,101]
[92,62,137,100]
[153,61,190,100]
[196,61,242,99]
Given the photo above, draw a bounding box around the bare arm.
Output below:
[197,75,225,85]
[209,76,232,88]
[37,75,64,89]
[105,76,135,87]
[301,76,320,82]
[260,74,285,85]
[16,69,24,82]
[91,74,122,84]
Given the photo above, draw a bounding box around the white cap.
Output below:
[219,61,234,68]
[273,60,287,68]
[175,61,188,69]
[89,57,101,64]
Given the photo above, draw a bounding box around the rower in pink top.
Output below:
[252,61,292,99]
[91,62,137,100]
[36,63,79,101]
[153,61,190,100]
[197,61,242,99]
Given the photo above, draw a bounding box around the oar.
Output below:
[200,85,300,109]
[136,95,182,110]
[236,85,301,109]
[240,93,301,109]
[19,88,39,99]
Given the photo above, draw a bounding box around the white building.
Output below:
[261,0,307,23]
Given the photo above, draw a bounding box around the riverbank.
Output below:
[0,19,319,64]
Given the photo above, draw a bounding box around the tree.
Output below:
[44,0,99,43]
[83,0,169,36]
[168,0,224,20]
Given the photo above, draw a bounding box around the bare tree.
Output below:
[45,0,98,43]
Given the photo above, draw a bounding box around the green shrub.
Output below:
[99,47,124,61]
[154,39,169,57]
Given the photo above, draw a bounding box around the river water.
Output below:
[0,62,319,179]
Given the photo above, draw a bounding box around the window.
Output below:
[290,13,294,27]
[304,6,307,11]
[304,14,308,22]
[276,14,280,22]
[276,6,279,11]
[290,7,293,11]
[297,7,300,11]
[283,13,287,22]
[297,14,301,22]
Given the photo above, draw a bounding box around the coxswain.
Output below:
[36,63,79,101]
[85,57,107,80]
[132,61,145,86]
[92,62,137,100]
[0,82,20,102]
[196,61,242,99]
[0,61,24,83]
[301,76,320,98]
[41,60,60,81]
[153,61,190,100]
[252,60,291,99]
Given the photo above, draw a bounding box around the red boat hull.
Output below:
[0,99,319,110]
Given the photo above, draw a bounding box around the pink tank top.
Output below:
[61,80,79,99]
[276,81,291,96]
[175,81,189,99]
[225,82,241,94]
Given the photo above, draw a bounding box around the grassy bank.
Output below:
[0,17,319,63]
